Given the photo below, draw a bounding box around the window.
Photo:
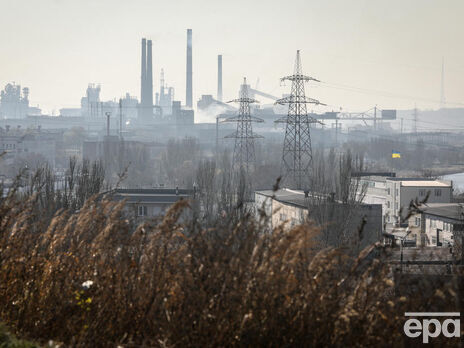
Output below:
[280,213,287,221]
[396,189,399,196]
[419,189,426,197]
[138,205,148,216]
[415,217,421,226]
[387,188,390,195]
[436,229,443,247]
[387,201,390,208]
[435,189,442,197]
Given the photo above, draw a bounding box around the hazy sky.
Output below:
[1,0,463,118]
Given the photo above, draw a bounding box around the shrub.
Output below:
[0,192,461,347]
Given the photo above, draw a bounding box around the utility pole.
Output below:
[275,50,325,190]
[224,78,263,174]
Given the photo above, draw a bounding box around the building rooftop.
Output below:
[257,188,330,209]
[112,188,192,204]
[256,188,380,210]
[421,203,464,221]
[256,188,308,208]
[386,178,451,187]
[400,180,451,187]
[387,177,434,181]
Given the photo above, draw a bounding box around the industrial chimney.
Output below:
[147,39,154,110]
[139,38,154,120]
[141,38,147,106]
[186,29,193,108]
[217,54,223,102]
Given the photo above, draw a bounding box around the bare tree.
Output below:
[307,149,368,251]
[196,159,217,221]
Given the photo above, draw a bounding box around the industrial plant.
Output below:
[0,2,463,344]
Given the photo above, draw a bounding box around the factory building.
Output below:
[80,83,101,118]
[0,126,57,167]
[155,69,174,116]
[172,101,194,125]
[120,93,138,121]
[0,83,35,119]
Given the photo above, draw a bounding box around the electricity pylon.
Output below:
[224,77,263,174]
[275,50,325,190]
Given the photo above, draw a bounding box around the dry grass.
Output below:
[0,189,462,347]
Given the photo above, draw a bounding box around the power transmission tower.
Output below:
[275,50,325,190]
[224,78,263,174]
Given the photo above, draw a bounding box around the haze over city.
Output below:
[1,0,463,116]
[0,1,463,346]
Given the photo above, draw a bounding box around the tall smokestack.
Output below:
[217,54,223,102]
[147,39,154,110]
[186,29,193,108]
[141,38,147,105]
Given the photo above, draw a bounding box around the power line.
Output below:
[320,81,464,107]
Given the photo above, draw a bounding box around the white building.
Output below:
[359,176,453,228]
[421,203,464,247]
[385,178,452,224]
[255,188,383,248]
[112,188,192,222]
